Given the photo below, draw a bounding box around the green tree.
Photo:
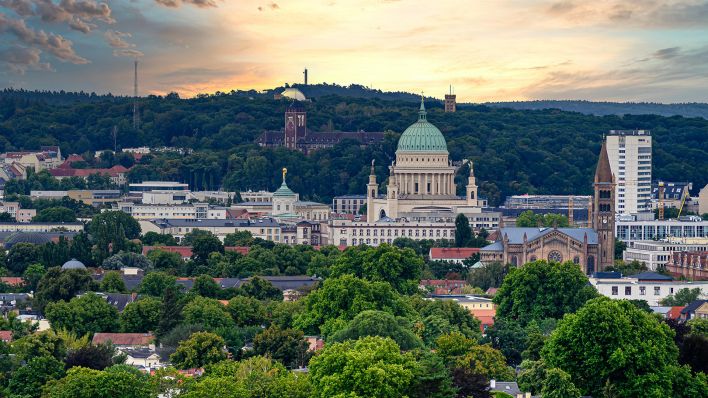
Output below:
[141,232,177,246]
[516,211,569,228]
[64,343,116,370]
[688,318,708,337]
[408,352,457,398]
[182,296,234,331]
[45,293,120,336]
[454,213,472,247]
[253,325,310,368]
[99,271,126,293]
[435,332,477,362]
[494,260,598,325]
[170,332,227,369]
[455,344,515,381]
[541,368,581,398]
[294,275,409,336]
[226,295,266,327]
[23,263,46,291]
[41,365,153,398]
[138,271,178,297]
[450,366,491,398]
[224,231,254,246]
[239,276,282,301]
[330,244,424,294]
[660,287,702,306]
[542,297,679,397]
[12,330,67,361]
[88,211,141,263]
[329,310,424,350]
[517,359,547,395]
[485,317,527,366]
[309,336,418,398]
[146,249,183,270]
[102,251,152,271]
[189,231,224,264]
[34,267,95,312]
[156,285,183,337]
[7,355,66,398]
[120,297,162,332]
[32,206,76,222]
[466,262,507,291]
[6,242,40,275]
[614,240,627,260]
[192,274,220,298]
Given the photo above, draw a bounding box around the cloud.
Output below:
[543,0,708,28]
[0,45,51,73]
[0,0,115,33]
[104,29,142,57]
[0,13,88,63]
[258,3,279,11]
[154,0,220,8]
[653,46,681,60]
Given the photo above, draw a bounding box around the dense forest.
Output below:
[486,100,708,119]
[0,89,706,205]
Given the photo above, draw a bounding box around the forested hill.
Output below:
[485,100,708,119]
[0,90,706,205]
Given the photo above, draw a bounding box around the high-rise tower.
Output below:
[593,140,616,272]
[444,85,456,113]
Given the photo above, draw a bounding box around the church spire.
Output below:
[419,95,427,120]
[594,141,614,184]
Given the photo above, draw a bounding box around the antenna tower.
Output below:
[133,60,140,129]
[303,68,308,85]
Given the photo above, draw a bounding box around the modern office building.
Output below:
[623,238,708,271]
[605,130,652,214]
[615,217,708,245]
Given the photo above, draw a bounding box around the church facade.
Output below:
[480,140,616,274]
[256,103,386,154]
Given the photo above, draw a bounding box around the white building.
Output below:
[590,271,708,306]
[141,218,282,243]
[624,238,708,270]
[113,202,226,221]
[241,190,274,203]
[605,130,652,214]
[0,222,83,233]
[331,218,457,247]
[616,217,708,245]
[129,181,189,194]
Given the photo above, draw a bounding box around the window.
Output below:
[640,286,646,296]
[612,286,618,296]
[625,286,631,295]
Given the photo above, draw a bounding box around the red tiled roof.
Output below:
[668,306,685,320]
[0,330,12,342]
[0,277,25,286]
[50,164,128,178]
[429,248,480,259]
[92,333,154,346]
[486,288,499,296]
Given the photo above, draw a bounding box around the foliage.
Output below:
[449,366,491,398]
[688,318,708,337]
[329,310,424,350]
[140,232,178,246]
[606,259,647,276]
[494,260,598,325]
[11,330,67,362]
[170,331,227,369]
[44,293,120,337]
[411,297,481,343]
[294,275,410,336]
[191,231,224,265]
[330,244,424,294]
[32,207,76,222]
[541,368,581,398]
[156,284,183,338]
[120,297,162,333]
[23,263,45,291]
[138,271,178,296]
[182,296,234,331]
[408,352,457,398]
[6,243,40,275]
[64,343,116,370]
[88,211,141,263]
[435,332,477,362]
[517,359,547,395]
[515,210,569,228]
[614,240,627,260]
[308,336,418,398]
[466,262,507,291]
[660,287,702,306]
[191,274,221,298]
[542,297,679,397]
[455,214,472,248]
[454,344,515,381]
[102,251,152,271]
[224,231,254,247]
[146,249,183,270]
[239,276,283,301]
[99,271,126,293]
[7,355,65,398]
[41,365,153,398]
[226,296,266,327]
[252,325,310,369]
[485,317,527,366]
[33,267,95,312]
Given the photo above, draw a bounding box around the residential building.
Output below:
[68,190,122,206]
[332,194,367,215]
[680,300,708,321]
[0,222,83,233]
[331,218,457,247]
[623,238,708,271]
[49,165,128,185]
[120,348,161,370]
[615,217,708,245]
[431,295,496,332]
[256,102,386,154]
[700,184,708,216]
[481,227,600,273]
[589,271,708,306]
[0,202,35,222]
[666,251,708,280]
[2,146,63,171]
[190,190,238,204]
[128,181,189,199]
[605,130,652,214]
[429,248,480,264]
[240,190,273,203]
[141,218,281,243]
[650,181,692,211]
[30,190,68,200]
[113,202,226,220]
[141,191,189,204]
[419,279,468,294]
[503,194,593,210]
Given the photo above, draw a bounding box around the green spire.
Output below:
[419,96,426,120]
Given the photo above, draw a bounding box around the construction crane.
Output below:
[677,186,689,218]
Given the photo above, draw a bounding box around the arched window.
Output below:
[511,256,518,266]
[379,209,387,219]
[587,256,595,274]
[470,191,475,199]
[573,256,580,264]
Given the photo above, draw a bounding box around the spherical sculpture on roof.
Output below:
[396,99,448,153]
[61,258,86,270]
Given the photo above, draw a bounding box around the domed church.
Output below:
[366,99,486,221]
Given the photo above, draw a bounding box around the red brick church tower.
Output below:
[284,103,307,150]
[593,140,616,272]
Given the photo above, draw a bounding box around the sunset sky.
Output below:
[1,0,708,102]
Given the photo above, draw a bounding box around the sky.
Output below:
[1,0,708,102]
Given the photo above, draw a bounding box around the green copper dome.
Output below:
[396,99,448,153]
[273,180,296,197]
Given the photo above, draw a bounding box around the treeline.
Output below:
[486,100,708,119]
[1,90,707,204]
